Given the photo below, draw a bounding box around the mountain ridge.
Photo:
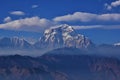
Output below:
[0,24,120,53]
[0,37,32,49]
[0,48,119,80]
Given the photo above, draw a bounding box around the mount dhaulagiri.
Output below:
[34,24,94,49]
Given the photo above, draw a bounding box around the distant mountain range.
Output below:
[0,37,32,48]
[0,24,94,49]
[0,29,41,43]
[0,24,120,55]
[0,48,119,80]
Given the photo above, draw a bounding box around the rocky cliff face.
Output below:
[34,24,93,49]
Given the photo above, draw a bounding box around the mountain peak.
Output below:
[114,42,120,46]
[0,37,31,48]
[35,24,94,49]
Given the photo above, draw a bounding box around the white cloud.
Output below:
[0,16,55,32]
[4,16,12,23]
[73,25,102,30]
[53,12,120,22]
[54,12,97,22]
[105,0,120,10]
[73,25,120,30]
[32,5,39,8]
[111,0,120,7]
[104,3,112,10]
[98,13,120,21]
[10,11,25,16]
[1,12,120,32]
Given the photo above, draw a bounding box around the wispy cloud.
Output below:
[54,12,97,22]
[73,25,102,30]
[32,5,39,8]
[73,25,120,30]
[10,11,25,16]
[53,12,120,22]
[104,3,112,10]
[0,16,55,32]
[4,16,12,23]
[105,0,120,10]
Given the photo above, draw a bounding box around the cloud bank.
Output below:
[53,12,120,22]
[0,17,55,32]
[0,12,120,32]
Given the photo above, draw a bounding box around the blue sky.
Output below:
[0,0,119,21]
[0,0,120,44]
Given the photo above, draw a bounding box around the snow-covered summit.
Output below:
[0,37,31,48]
[114,42,120,46]
[35,24,94,49]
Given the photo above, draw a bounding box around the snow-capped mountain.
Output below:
[34,24,94,49]
[0,37,32,48]
[114,43,120,46]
